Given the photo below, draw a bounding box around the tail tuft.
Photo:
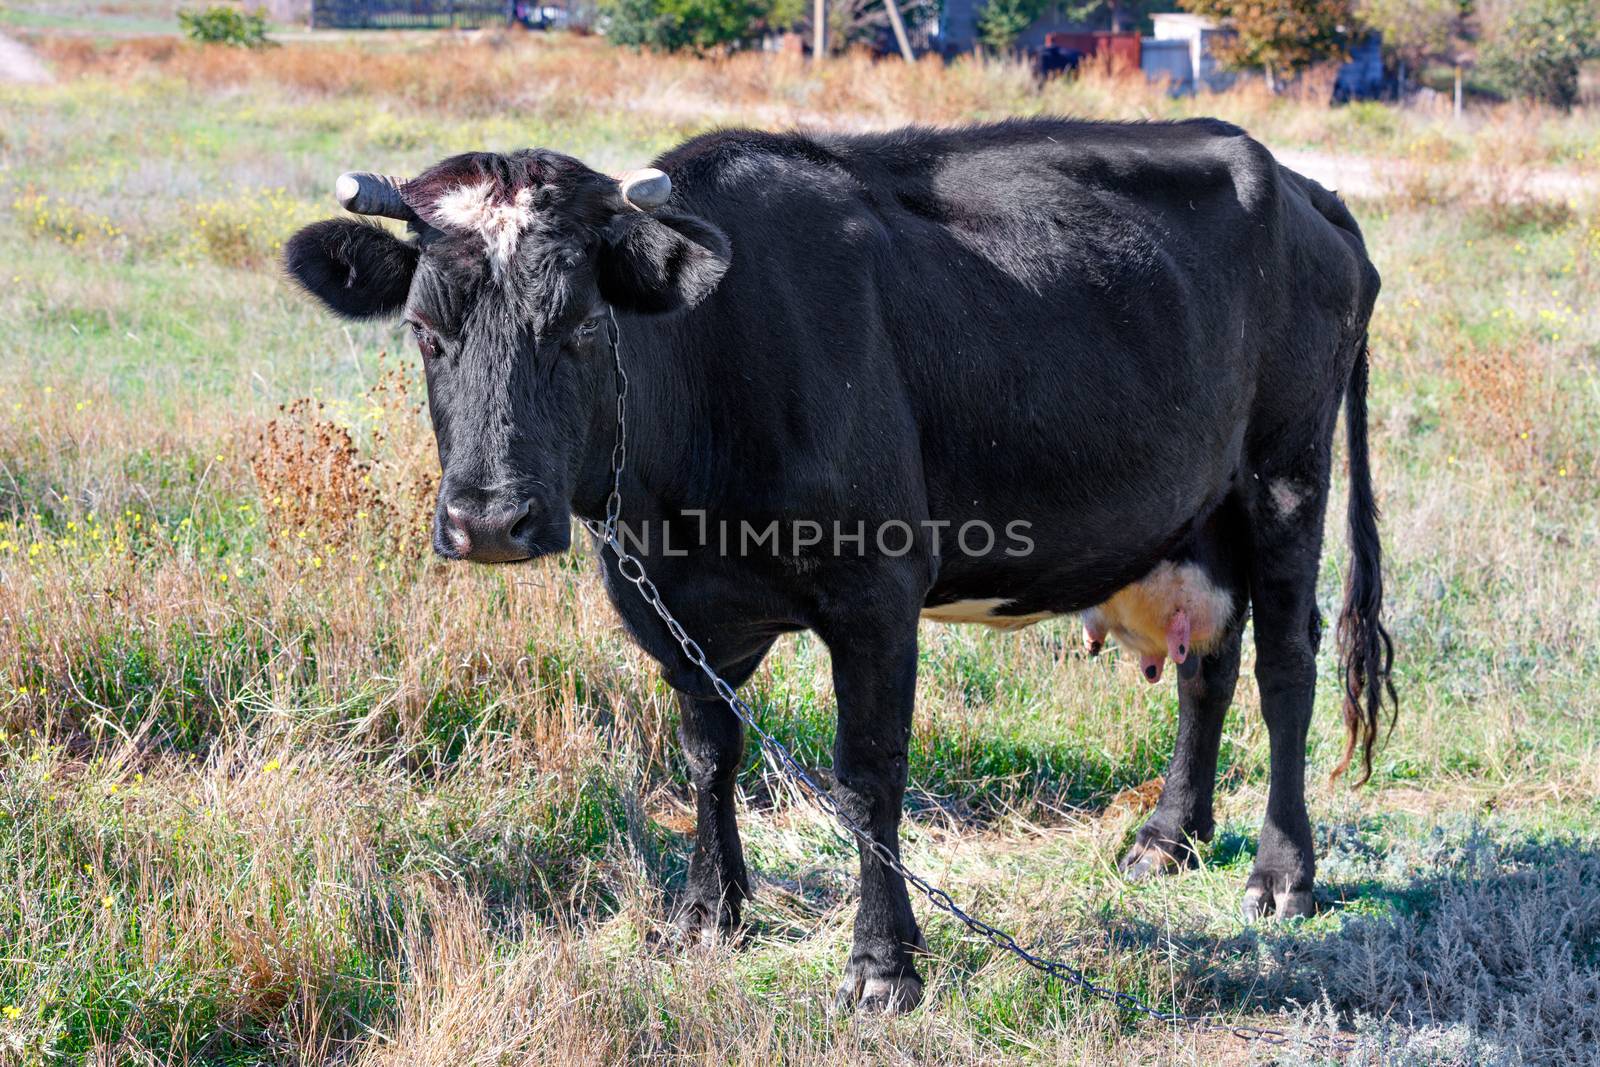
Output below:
[1332,340,1397,785]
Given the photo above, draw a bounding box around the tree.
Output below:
[821,0,936,54]
[603,0,770,52]
[1179,0,1358,90]
[1057,0,1164,32]
[1357,0,1464,93]
[976,0,1046,50]
[1479,0,1599,109]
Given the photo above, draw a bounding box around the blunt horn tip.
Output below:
[334,173,361,210]
[618,168,671,211]
[335,171,414,221]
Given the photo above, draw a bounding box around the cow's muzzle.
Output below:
[433,497,568,563]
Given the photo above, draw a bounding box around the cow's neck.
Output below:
[571,313,715,525]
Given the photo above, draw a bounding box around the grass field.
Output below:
[2,27,1599,1066]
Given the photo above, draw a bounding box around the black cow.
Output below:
[284,118,1393,1014]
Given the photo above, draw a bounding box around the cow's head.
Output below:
[284,150,730,562]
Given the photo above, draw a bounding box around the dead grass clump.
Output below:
[1474,193,1575,235]
[252,360,434,552]
[1377,160,1470,211]
[254,397,385,548]
[35,34,179,75]
[1470,154,1578,234]
[1442,339,1586,483]
[37,35,531,116]
[1285,62,1342,108]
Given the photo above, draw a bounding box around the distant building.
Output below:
[1333,32,1386,101]
[1141,12,1235,93]
[310,0,512,30]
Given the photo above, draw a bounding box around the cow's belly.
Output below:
[919,597,1063,631]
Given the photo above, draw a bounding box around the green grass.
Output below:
[1,31,1599,1067]
[0,2,177,36]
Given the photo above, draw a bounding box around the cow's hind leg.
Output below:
[819,603,925,1014]
[1242,462,1334,920]
[674,643,773,941]
[1120,615,1244,880]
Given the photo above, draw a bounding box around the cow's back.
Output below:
[656,120,1369,604]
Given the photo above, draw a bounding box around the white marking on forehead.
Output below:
[433,181,535,273]
[920,597,1057,631]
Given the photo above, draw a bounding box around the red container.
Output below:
[1043,30,1141,71]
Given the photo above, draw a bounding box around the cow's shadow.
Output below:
[692,822,1600,1063]
[1081,828,1600,1062]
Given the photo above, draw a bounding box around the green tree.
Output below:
[602,0,769,52]
[823,0,937,53]
[1179,0,1358,90]
[976,0,1046,50]
[1058,0,1164,31]
[1480,0,1599,109]
[1358,0,1464,92]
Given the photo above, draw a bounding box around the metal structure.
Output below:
[311,0,510,30]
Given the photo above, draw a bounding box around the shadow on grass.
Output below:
[735,693,1181,832]
[1098,828,1600,1065]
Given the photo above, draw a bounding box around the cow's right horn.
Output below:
[616,169,671,211]
[335,172,415,222]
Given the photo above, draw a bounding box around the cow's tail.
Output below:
[1332,338,1396,785]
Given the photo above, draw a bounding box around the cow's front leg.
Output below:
[673,643,773,941]
[675,691,750,940]
[1120,619,1243,880]
[822,616,925,1014]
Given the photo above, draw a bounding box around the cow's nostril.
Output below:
[439,497,545,563]
[506,500,536,543]
[444,505,473,554]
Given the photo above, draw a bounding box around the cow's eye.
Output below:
[409,321,438,360]
[576,318,601,339]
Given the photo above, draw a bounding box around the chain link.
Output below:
[580,320,1357,1054]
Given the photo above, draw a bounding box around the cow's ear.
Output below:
[284,218,418,319]
[596,210,730,316]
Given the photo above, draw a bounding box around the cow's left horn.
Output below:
[617,168,671,211]
[335,171,416,222]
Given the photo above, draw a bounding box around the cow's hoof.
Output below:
[833,971,923,1016]
[1118,824,1199,883]
[1240,875,1315,921]
[670,897,741,945]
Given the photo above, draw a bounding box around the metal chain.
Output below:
[579,317,1357,1054]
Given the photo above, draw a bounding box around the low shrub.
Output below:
[178,6,270,48]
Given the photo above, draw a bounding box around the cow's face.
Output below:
[284,150,730,562]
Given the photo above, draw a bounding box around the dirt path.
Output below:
[0,31,51,84]
[1277,147,1600,203]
